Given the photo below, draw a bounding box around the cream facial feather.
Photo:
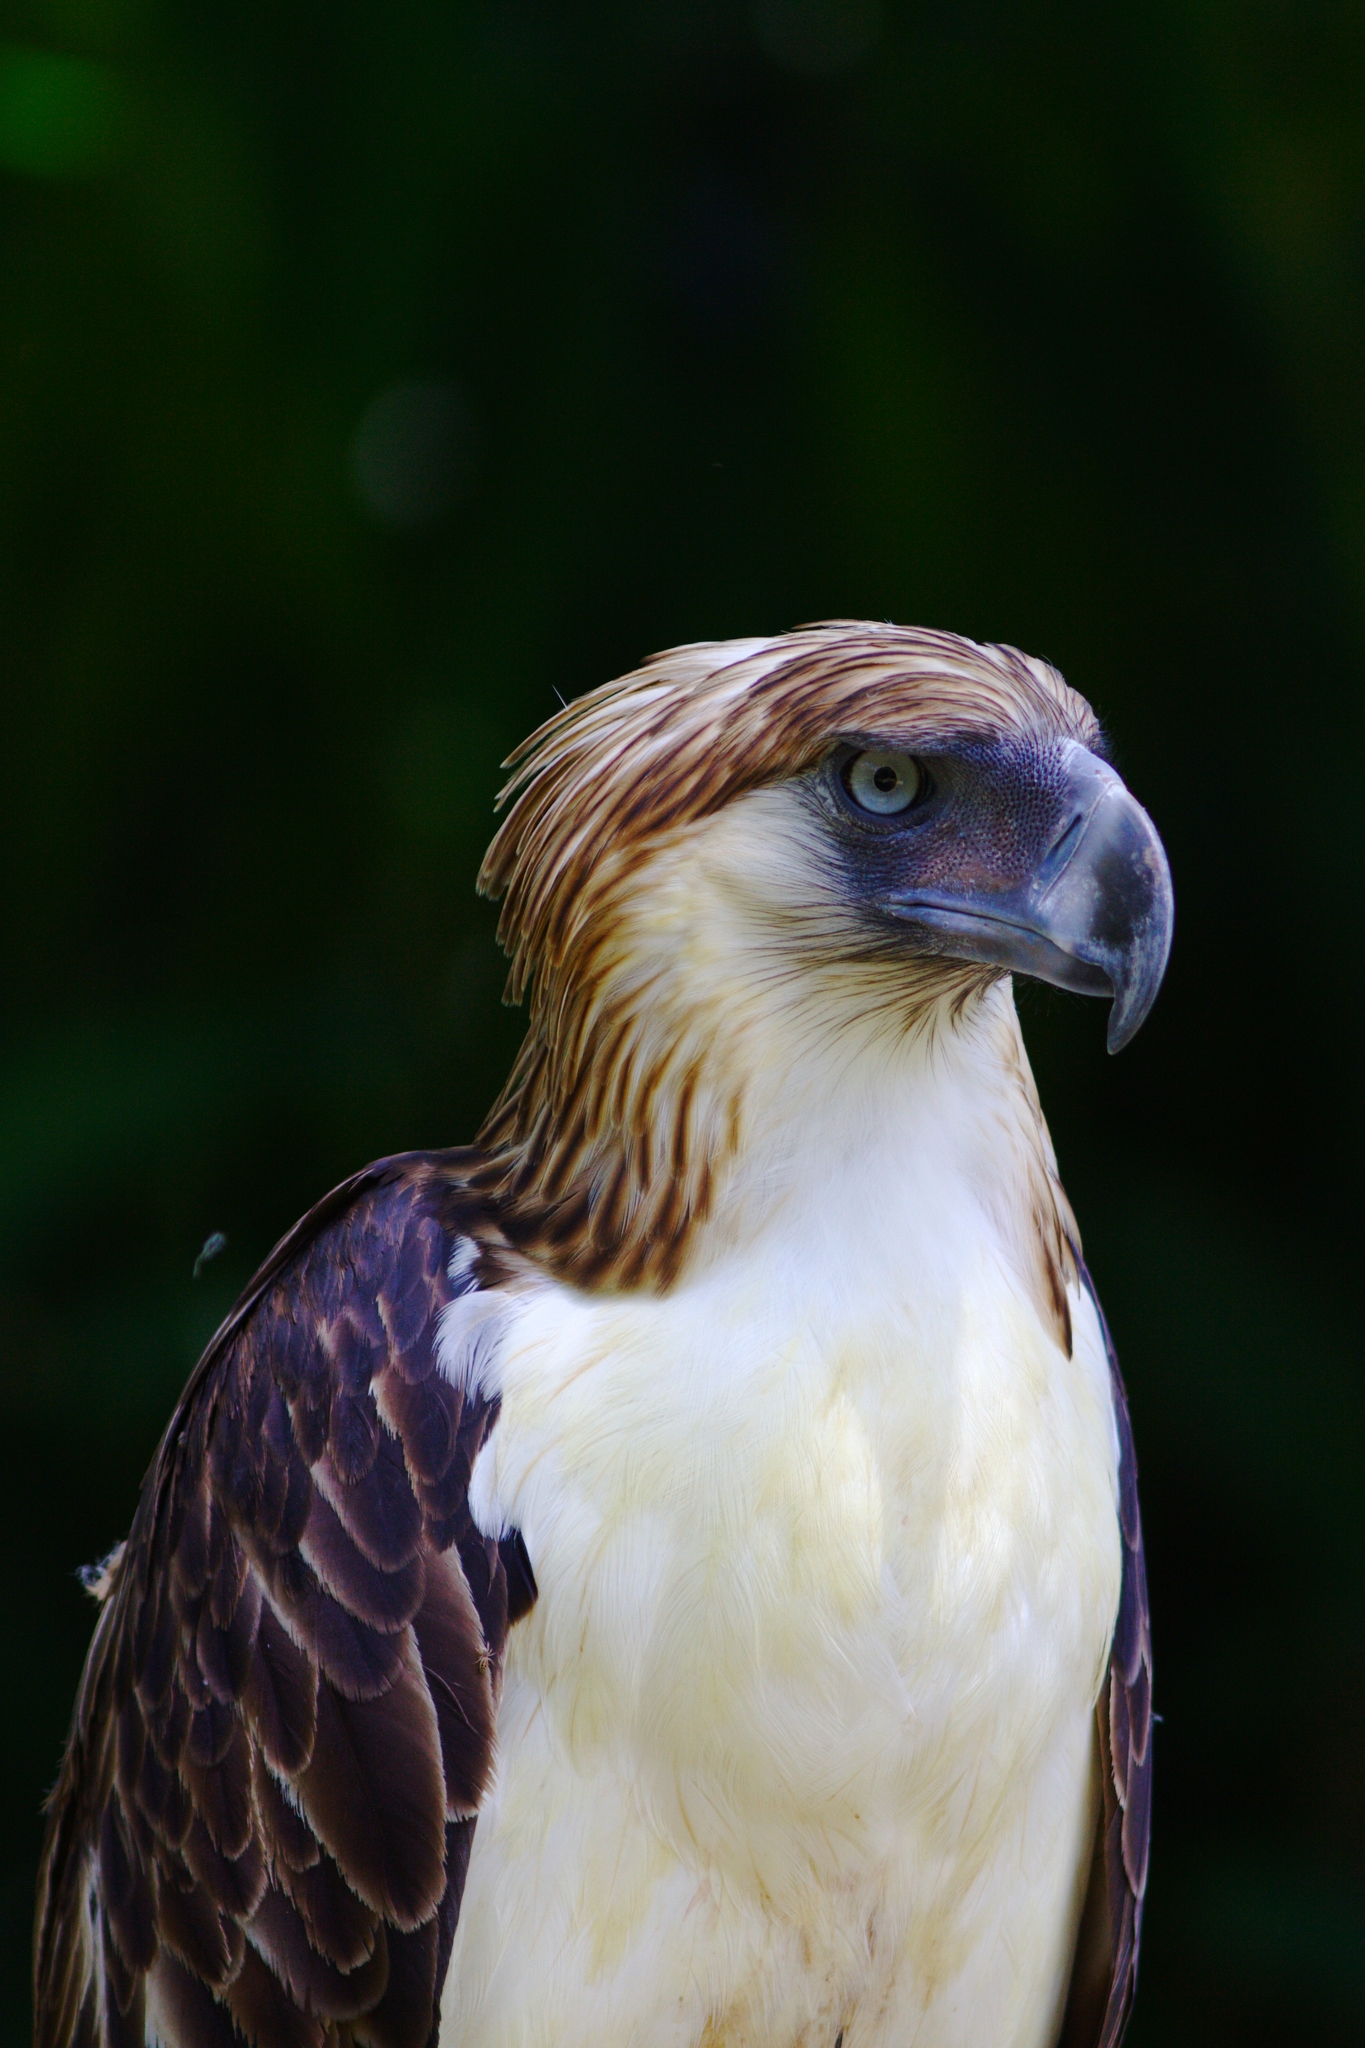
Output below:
[475,623,1095,1300]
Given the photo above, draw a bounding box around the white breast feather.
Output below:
[437,993,1122,2048]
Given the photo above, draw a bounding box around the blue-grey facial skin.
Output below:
[814,734,1174,1052]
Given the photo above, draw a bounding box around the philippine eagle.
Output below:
[35,625,1168,2048]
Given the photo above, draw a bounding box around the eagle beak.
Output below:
[884,745,1174,1052]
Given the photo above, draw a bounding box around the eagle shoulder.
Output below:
[33,1150,536,2048]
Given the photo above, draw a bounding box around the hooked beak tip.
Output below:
[1100,828,1175,1053]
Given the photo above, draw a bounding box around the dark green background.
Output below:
[3,2,1362,2041]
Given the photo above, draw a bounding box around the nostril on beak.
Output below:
[1040,809,1084,876]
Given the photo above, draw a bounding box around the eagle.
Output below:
[34,624,1168,2048]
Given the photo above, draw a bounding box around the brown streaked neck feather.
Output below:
[471,826,759,1292]
[472,624,1095,1309]
[471,855,1076,1344]
[474,939,1079,1358]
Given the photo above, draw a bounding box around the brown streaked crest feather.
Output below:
[480,623,1097,1005]
[33,1154,537,2048]
[474,623,1098,1292]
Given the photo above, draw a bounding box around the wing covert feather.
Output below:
[34,1152,537,2048]
[1059,1262,1153,2048]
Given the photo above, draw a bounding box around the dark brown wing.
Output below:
[1059,1262,1153,2048]
[33,1151,538,2048]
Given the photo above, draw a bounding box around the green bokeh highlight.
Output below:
[0,48,123,176]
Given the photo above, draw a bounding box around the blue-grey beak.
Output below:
[883,745,1174,1052]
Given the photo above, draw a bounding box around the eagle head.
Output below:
[475,623,1172,1288]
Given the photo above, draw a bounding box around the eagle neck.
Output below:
[473,927,1075,1342]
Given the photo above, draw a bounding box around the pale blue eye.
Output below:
[846,750,921,815]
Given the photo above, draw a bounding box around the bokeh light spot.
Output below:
[0,46,124,177]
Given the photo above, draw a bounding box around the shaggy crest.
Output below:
[479,622,1097,1004]
[473,622,1099,1291]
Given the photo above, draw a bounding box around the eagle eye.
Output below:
[843,749,922,816]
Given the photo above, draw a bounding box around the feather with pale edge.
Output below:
[1058,1265,1153,2048]
[33,1152,537,2048]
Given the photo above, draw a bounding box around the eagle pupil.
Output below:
[874,766,898,792]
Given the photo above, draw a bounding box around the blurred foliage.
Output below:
[1,2,1363,2042]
